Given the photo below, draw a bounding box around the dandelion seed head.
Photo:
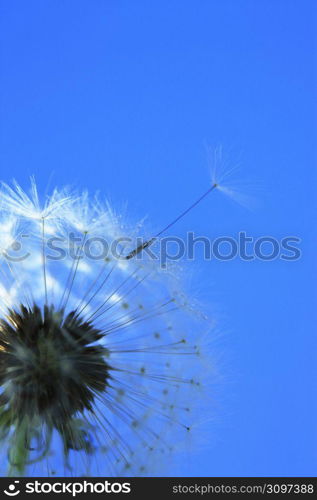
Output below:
[0,180,213,477]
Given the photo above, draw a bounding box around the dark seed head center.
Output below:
[0,304,110,427]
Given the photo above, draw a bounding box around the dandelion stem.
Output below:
[8,418,29,477]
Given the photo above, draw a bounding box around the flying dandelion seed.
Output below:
[0,179,219,477]
[207,144,259,210]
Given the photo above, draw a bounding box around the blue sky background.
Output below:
[0,0,316,476]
